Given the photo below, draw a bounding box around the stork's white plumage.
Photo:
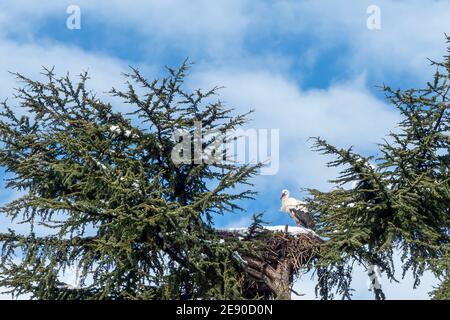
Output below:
[280,189,307,213]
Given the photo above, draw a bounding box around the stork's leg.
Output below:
[289,209,303,227]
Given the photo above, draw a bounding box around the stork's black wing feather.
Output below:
[290,208,315,230]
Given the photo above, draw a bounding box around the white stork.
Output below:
[280,189,307,213]
[280,189,315,230]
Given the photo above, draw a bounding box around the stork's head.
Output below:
[280,189,289,199]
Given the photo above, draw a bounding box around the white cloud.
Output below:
[1,0,449,81]
[189,67,399,191]
[246,0,450,81]
[0,39,127,97]
[0,0,251,58]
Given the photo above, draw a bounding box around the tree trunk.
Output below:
[273,259,292,300]
[244,256,292,300]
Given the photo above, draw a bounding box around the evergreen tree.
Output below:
[0,61,261,299]
[309,38,450,300]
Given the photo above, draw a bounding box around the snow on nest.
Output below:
[217,225,319,238]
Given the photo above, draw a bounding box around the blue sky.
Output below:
[0,0,449,299]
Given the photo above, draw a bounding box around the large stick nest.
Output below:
[259,230,323,271]
[216,226,324,298]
